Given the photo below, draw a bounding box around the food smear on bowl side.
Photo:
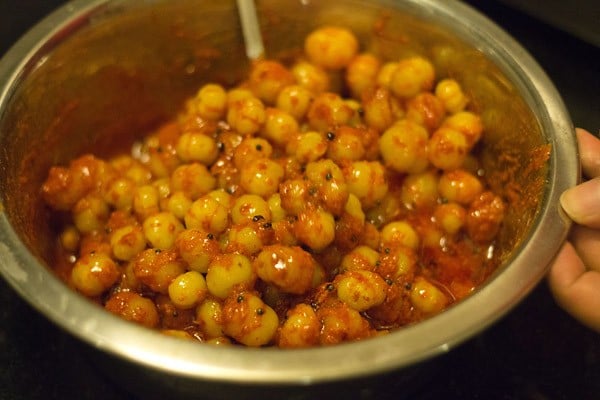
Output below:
[40,26,505,348]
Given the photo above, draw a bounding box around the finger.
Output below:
[576,128,600,179]
[570,225,600,272]
[547,242,600,333]
[560,177,600,229]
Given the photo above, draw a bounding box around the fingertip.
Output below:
[575,128,600,178]
[559,179,600,229]
[559,189,576,220]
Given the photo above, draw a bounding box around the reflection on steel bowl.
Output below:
[0,0,577,399]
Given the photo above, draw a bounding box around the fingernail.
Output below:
[560,179,600,226]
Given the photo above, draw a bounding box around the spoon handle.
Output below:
[236,0,265,60]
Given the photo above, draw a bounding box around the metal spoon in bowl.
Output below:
[236,0,265,60]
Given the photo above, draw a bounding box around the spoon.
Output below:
[236,0,265,60]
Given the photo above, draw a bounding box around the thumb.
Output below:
[560,177,600,229]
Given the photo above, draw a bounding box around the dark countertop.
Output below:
[1,1,599,399]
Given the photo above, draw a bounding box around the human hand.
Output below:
[548,128,600,333]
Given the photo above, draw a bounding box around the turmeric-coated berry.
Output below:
[41,25,505,348]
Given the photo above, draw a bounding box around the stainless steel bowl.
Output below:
[0,0,578,399]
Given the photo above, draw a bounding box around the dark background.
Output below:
[1,1,599,399]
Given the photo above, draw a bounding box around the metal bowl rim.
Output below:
[0,0,577,385]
